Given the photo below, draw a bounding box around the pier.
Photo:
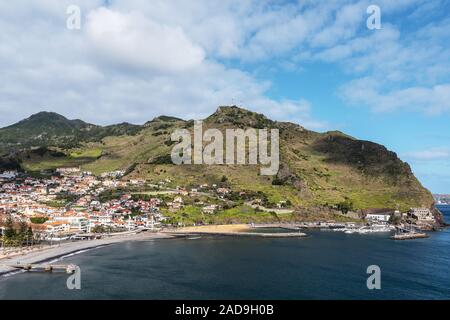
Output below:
[391,232,428,240]
[4,263,78,274]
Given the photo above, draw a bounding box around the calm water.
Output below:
[0,206,449,300]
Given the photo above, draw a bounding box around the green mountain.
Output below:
[0,111,141,152]
[0,106,436,214]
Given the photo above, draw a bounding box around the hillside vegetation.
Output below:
[0,106,434,211]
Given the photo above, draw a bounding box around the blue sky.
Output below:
[0,0,449,193]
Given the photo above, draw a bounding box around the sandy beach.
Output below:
[0,231,173,275]
[164,224,307,238]
[173,224,252,233]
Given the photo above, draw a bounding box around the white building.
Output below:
[44,221,71,234]
[0,171,18,180]
[365,212,391,223]
[126,217,136,231]
[142,215,161,229]
[53,216,89,233]
[56,167,80,174]
[202,205,218,214]
[409,208,434,221]
[89,214,112,225]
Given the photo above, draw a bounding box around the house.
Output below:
[129,179,145,185]
[365,212,391,223]
[89,213,112,225]
[44,221,71,234]
[0,171,18,180]
[217,188,230,194]
[126,217,136,230]
[54,215,89,233]
[202,204,218,214]
[56,167,80,175]
[409,208,434,221]
[140,215,161,229]
[277,201,287,208]
[168,202,183,211]
[173,196,184,204]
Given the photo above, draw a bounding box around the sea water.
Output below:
[0,206,449,300]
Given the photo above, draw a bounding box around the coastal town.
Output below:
[0,168,167,243]
[0,167,441,248]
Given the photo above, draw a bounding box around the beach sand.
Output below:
[177,224,251,233]
[164,224,307,238]
[173,224,252,233]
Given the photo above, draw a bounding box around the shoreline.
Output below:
[0,231,174,277]
[0,224,308,277]
[163,224,308,237]
[2,217,445,277]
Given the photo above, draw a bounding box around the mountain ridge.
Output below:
[0,106,436,213]
[0,111,142,153]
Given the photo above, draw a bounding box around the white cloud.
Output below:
[310,1,366,48]
[0,0,331,130]
[85,8,205,72]
[340,78,450,114]
[252,99,329,130]
[404,148,450,161]
[316,17,450,115]
[0,0,447,131]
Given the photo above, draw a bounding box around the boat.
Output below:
[391,232,428,240]
[390,222,428,240]
[186,236,202,240]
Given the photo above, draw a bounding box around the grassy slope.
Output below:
[19,108,434,213]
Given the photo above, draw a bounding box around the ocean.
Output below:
[0,206,449,300]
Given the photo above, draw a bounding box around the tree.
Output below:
[30,216,49,224]
[16,220,28,243]
[18,221,28,235]
[27,226,34,245]
[272,177,284,185]
[3,216,16,240]
[389,214,401,225]
[337,199,354,214]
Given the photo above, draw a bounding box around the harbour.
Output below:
[0,206,447,299]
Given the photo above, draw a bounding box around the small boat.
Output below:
[390,222,428,240]
[186,236,202,240]
[391,232,428,240]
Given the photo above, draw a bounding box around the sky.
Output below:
[0,0,449,193]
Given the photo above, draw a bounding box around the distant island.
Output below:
[434,194,450,205]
